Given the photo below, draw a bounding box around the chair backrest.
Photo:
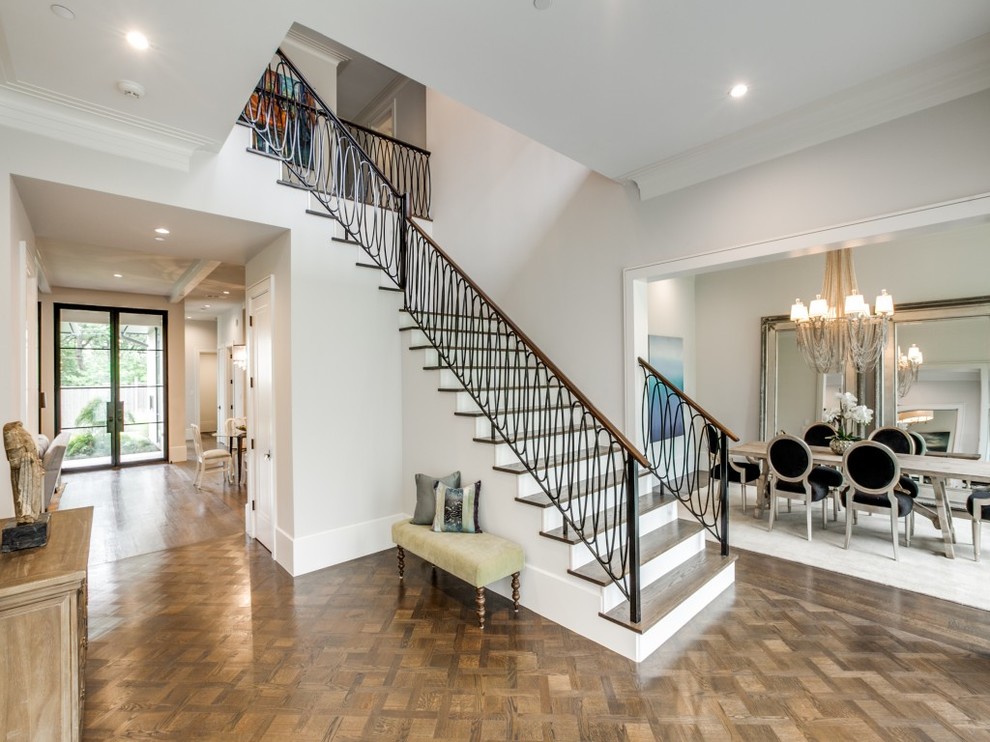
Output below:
[767,434,813,483]
[843,440,900,494]
[908,430,927,455]
[190,423,204,460]
[869,426,915,455]
[803,422,837,447]
[225,416,247,436]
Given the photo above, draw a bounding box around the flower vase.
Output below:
[829,438,856,456]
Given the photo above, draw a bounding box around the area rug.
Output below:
[708,486,989,612]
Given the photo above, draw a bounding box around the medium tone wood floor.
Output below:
[63,455,990,740]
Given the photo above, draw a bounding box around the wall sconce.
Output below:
[232,344,247,370]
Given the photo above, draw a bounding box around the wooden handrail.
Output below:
[638,356,739,442]
[408,220,650,469]
[342,119,432,157]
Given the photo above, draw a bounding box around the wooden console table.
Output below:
[0,507,93,741]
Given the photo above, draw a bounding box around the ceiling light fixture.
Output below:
[729,83,749,99]
[897,344,924,398]
[126,30,149,50]
[154,236,164,241]
[154,227,169,234]
[203,304,211,309]
[113,273,123,278]
[533,0,552,9]
[50,4,75,20]
[222,290,230,295]
[788,248,893,374]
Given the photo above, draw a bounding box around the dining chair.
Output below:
[966,489,990,561]
[802,422,837,448]
[190,423,233,488]
[766,434,843,540]
[907,430,927,455]
[224,417,248,484]
[840,440,918,561]
[868,426,915,455]
[705,424,761,512]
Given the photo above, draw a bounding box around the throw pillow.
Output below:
[432,480,482,533]
[412,471,461,525]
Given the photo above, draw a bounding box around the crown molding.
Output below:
[625,34,990,201]
[0,83,217,170]
[284,25,351,67]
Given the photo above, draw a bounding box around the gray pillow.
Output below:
[413,471,460,524]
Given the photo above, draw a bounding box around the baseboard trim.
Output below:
[287,512,409,577]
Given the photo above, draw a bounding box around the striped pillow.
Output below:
[432,480,482,533]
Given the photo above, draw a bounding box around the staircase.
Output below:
[240,50,738,661]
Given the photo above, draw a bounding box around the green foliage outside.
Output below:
[61,321,164,461]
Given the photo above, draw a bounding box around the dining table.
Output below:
[731,440,990,559]
[214,429,247,486]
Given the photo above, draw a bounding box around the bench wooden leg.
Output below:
[511,572,520,613]
[476,586,486,630]
[396,546,405,580]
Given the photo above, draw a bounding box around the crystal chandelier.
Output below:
[897,344,923,397]
[789,248,894,374]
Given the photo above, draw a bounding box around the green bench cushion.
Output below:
[392,519,523,587]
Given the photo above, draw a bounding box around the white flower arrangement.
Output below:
[824,391,874,441]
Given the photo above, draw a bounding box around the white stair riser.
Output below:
[406,327,517,350]
[600,530,707,612]
[567,498,680,569]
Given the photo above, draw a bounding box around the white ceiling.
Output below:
[2,1,990,310]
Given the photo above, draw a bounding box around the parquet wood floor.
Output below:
[63,453,990,740]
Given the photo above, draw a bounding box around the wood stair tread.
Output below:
[275,178,311,191]
[600,544,736,634]
[540,490,678,544]
[567,519,705,587]
[304,208,334,219]
[472,424,580,445]
[453,403,572,418]
[332,235,362,245]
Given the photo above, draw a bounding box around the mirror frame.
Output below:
[761,295,990,442]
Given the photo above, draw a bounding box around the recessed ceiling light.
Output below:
[154,227,170,235]
[222,290,230,295]
[113,273,123,278]
[729,83,749,99]
[50,4,75,20]
[203,304,211,309]
[154,236,165,241]
[186,316,192,320]
[533,0,552,8]
[126,30,149,50]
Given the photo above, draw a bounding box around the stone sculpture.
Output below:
[2,421,49,551]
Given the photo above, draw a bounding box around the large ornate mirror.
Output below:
[881,297,990,458]
[762,296,990,458]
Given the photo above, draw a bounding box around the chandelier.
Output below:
[789,248,894,374]
[897,344,923,397]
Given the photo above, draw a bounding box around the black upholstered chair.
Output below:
[766,434,843,540]
[840,440,919,561]
[803,422,837,448]
[868,426,915,455]
[967,489,990,561]
[705,424,761,513]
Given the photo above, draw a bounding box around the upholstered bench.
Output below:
[391,519,523,629]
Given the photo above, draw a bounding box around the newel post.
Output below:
[625,452,641,624]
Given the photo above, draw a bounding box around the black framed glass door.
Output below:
[55,305,167,469]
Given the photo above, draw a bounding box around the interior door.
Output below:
[247,278,275,552]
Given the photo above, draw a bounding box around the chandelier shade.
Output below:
[788,248,893,374]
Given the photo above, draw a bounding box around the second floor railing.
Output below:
[639,357,739,555]
[343,121,431,220]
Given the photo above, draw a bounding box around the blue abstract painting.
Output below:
[648,335,685,442]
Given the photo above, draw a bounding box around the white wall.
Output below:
[426,89,990,432]
[185,319,218,435]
